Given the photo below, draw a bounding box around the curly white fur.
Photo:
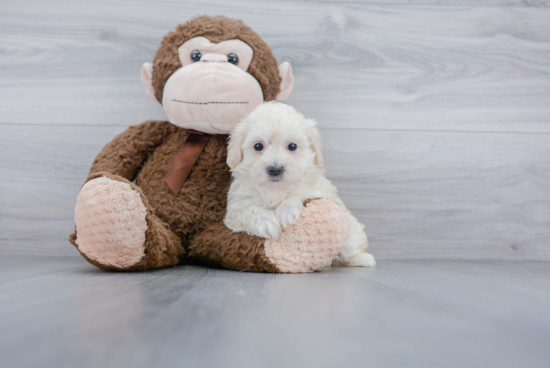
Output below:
[224,101,375,267]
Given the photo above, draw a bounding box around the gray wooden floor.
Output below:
[1,256,549,368]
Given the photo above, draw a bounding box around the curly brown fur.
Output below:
[134,126,231,246]
[190,223,280,273]
[82,120,232,250]
[71,120,274,271]
[152,15,281,103]
[89,120,181,180]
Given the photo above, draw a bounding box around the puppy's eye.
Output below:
[254,143,264,151]
[227,53,239,65]
[191,50,202,62]
[288,143,297,151]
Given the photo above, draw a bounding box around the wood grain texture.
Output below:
[1,0,549,259]
[1,124,549,259]
[1,256,549,368]
[291,0,550,6]
[1,1,550,133]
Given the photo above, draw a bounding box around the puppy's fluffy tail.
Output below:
[331,212,376,267]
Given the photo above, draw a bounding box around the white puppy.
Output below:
[224,102,375,267]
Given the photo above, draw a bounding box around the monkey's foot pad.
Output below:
[264,199,350,273]
[74,177,148,268]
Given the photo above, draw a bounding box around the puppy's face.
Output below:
[227,102,324,186]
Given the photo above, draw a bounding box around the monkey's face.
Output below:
[142,36,293,135]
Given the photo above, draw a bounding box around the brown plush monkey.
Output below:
[70,16,350,272]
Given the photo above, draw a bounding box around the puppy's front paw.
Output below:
[276,198,304,227]
[249,211,282,239]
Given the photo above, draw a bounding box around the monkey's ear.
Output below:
[141,62,156,100]
[275,62,294,102]
[227,128,246,169]
[308,123,324,168]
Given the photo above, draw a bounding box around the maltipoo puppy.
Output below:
[224,102,375,267]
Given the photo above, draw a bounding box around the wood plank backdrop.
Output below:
[1,0,549,259]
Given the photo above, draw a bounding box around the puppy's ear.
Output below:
[227,127,246,169]
[307,122,324,168]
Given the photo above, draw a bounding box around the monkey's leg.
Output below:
[69,172,183,271]
[190,199,350,273]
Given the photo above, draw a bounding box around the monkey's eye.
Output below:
[288,143,297,151]
[227,53,239,65]
[254,143,263,151]
[191,50,202,62]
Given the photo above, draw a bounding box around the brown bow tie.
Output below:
[165,130,210,195]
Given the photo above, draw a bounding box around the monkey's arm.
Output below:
[191,199,350,273]
[89,120,179,181]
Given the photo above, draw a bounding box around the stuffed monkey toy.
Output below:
[70,16,350,273]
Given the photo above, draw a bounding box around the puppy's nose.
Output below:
[267,165,284,177]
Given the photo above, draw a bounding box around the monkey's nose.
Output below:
[201,53,228,62]
[267,165,284,177]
